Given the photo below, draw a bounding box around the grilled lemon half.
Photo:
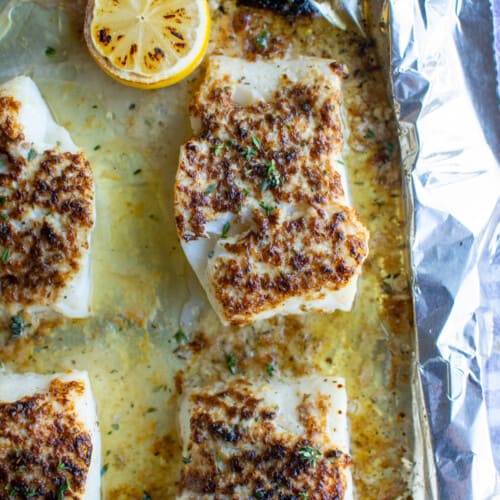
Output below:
[84,0,210,89]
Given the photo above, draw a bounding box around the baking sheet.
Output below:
[0,1,417,498]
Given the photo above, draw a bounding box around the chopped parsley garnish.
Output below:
[92,104,99,109]
[1,213,7,221]
[336,159,345,165]
[244,146,257,160]
[261,160,282,191]
[1,248,10,264]
[100,463,109,476]
[265,363,275,377]
[144,119,152,127]
[298,446,322,467]
[205,183,217,194]
[94,144,101,151]
[182,456,192,464]
[146,407,157,413]
[111,423,120,431]
[57,462,69,471]
[256,29,270,48]
[175,329,188,344]
[57,479,70,500]
[10,315,30,338]
[215,452,223,471]
[212,144,224,156]
[153,384,166,392]
[384,141,395,154]
[251,135,261,150]
[364,128,375,139]
[299,493,309,499]
[0,196,5,205]
[142,493,152,500]
[133,168,142,175]
[221,222,230,238]
[27,148,36,161]
[45,46,56,56]
[208,250,215,259]
[225,353,237,374]
[259,201,276,216]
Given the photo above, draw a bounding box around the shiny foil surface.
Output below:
[365,0,499,497]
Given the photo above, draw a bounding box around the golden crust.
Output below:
[0,95,94,307]
[180,379,351,499]
[0,379,92,499]
[174,60,369,325]
[209,208,368,322]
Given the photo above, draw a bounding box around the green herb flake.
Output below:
[205,183,217,194]
[92,105,98,109]
[57,462,69,471]
[1,213,7,221]
[256,29,270,48]
[27,148,36,161]
[261,159,282,191]
[45,46,56,57]
[384,141,395,155]
[221,222,230,238]
[208,250,215,259]
[142,492,152,500]
[265,363,275,377]
[299,493,309,499]
[336,159,345,165]
[153,385,166,393]
[133,168,142,175]
[0,196,5,205]
[2,248,10,264]
[111,423,120,431]
[100,463,109,476]
[182,456,192,464]
[259,201,276,216]
[146,407,157,413]
[94,145,101,151]
[212,144,224,156]
[251,135,261,150]
[175,330,188,344]
[298,446,322,467]
[10,315,30,338]
[244,146,257,160]
[57,479,70,500]
[225,353,237,374]
[364,128,375,139]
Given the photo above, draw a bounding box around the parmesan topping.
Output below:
[0,77,94,319]
[175,56,369,325]
[178,377,352,499]
[0,372,101,499]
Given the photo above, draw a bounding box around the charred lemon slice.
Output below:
[84,0,210,89]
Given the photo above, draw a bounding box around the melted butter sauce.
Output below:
[0,1,414,498]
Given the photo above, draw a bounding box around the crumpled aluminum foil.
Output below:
[377,0,499,497]
[319,0,500,497]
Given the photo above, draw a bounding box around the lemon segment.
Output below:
[84,0,210,89]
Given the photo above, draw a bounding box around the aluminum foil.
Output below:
[316,0,500,496]
[369,0,500,498]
